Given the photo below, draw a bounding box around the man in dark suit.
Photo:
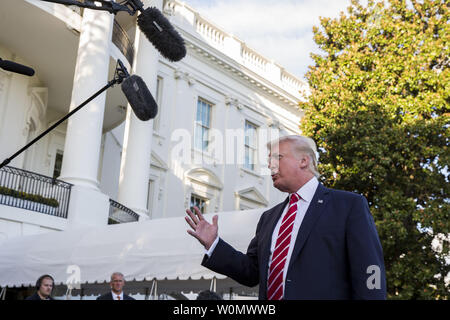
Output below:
[97,272,135,300]
[25,274,55,300]
[186,135,386,300]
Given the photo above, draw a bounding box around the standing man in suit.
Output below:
[25,274,55,300]
[97,272,135,300]
[185,135,386,299]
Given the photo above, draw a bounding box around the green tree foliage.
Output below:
[300,0,449,299]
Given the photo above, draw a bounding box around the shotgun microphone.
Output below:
[116,60,158,121]
[136,6,187,62]
[0,58,35,77]
[123,0,186,62]
[121,75,158,121]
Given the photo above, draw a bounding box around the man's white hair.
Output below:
[111,272,124,281]
[267,135,320,178]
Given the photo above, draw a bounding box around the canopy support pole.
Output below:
[150,279,158,300]
[65,288,73,300]
[210,277,217,292]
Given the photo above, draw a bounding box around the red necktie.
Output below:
[117,295,120,300]
[267,193,300,300]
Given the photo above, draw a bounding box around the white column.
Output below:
[59,9,113,189]
[117,0,162,219]
[59,9,113,228]
[0,69,32,169]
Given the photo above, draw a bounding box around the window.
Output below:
[153,76,163,132]
[244,121,257,171]
[147,179,155,217]
[195,98,212,151]
[53,150,63,179]
[190,194,207,214]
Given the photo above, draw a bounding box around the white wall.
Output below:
[99,124,125,200]
[145,52,299,219]
[0,205,67,241]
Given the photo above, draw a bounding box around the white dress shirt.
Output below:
[206,176,319,297]
[112,291,124,300]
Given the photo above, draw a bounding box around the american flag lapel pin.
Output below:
[318,199,323,204]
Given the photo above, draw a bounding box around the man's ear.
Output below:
[298,154,309,169]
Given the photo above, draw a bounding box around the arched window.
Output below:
[185,168,223,213]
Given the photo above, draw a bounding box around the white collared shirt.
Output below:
[112,291,124,300]
[206,176,319,297]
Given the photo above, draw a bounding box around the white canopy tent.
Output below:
[0,209,264,299]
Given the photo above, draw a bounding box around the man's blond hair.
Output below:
[267,135,320,177]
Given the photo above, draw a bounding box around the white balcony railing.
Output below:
[166,0,305,97]
[0,166,72,218]
[196,17,226,48]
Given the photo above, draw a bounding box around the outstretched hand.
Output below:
[185,206,218,250]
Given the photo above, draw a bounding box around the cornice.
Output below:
[173,28,302,108]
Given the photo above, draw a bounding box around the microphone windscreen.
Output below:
[137,7,187,62]
[121,75,158,121]
[0,60,35,77]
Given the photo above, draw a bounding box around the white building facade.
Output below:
[0,0,306,240]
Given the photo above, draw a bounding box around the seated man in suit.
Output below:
[186,135,386,300]
[25,274,55,300]
[97,272,135,300]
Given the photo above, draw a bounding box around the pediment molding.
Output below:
[185,167,223,190]
[151,151,168,171]
[235,187,268,206]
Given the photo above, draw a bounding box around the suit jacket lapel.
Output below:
[287,184,330,272]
